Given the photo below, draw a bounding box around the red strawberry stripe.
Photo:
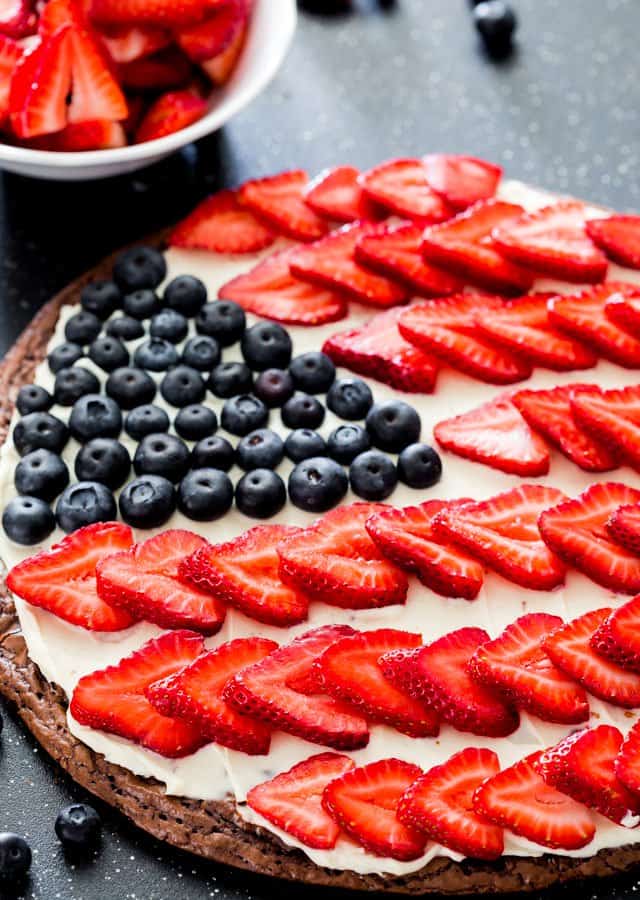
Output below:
[591,595,640,674]
[422,154,502,211]
[359,158,453,223]
[570,385,640,472]
[605,291,640,338]
[608,504,640,555]
[616,720,640,796]
[169,188,276,255]
[303,165,382,223]
[587,215,640,271]
[238,170,329,243]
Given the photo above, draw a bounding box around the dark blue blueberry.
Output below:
[221,394,268,436]
[236,429,284,471]
[160,365,205,407]
[181,335,221,371]
[177,468,233,522]
[398,443,442,489]
[235,468,286,519]
[89,336,129,372]
[365,400,421,452]
[254,368,294,407]
[48,341,83,374]
[2,497,55,545]
[53,366,100,406]
[15,449,69,502]
[0,832,32,880]
[349,450,397,501]
[106,366,156,409]
[164,274,207,317]
[69,394,122,442]
[326,377,373,420]
[119,475,175,529]
[75,438,131,490]
[327,424,370,464]
[55,803,101,851]
[81,280,122,319]
[174,404,218,441]
[123,289,162,321]
[281,392,325,430]
[288,457,348,513]
[13,412,68,456]
[289,351,336,394]
[191,435,234,472]
[16,384,53,415]
[473,0,516,55]
[113,246,166,292]
[134,338,179,372]
[241,321,292,371]
[150,309,188,343]
[208,361,253,398]
[284,428,327,463]
[196,300,244,345]
[106,315,145,341]
[134,433,190,483]
[55,481,117,533]
[64,311,102,345]
[125,404,170,440]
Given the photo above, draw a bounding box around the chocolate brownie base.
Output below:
[1,245,640,894]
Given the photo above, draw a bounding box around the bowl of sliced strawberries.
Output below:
[0,0,296,180]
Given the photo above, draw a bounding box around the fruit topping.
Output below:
[135,88,207,143]
[55,481,117,532]
[169,188,276,254]
[304,165,380,223]
[586,215,640,270]
[349,449,397,502]
[238,170,328,243]
[365,400,421,453]
[570,384,640,472]
[359,158,452,223]
[590,594,640,674]
[118,474,176,528]
[422,154,502,211]
[235,468,287,519]
[287,457,348,513]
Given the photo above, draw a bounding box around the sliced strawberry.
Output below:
[7,522,135,632]
[0,0,36,38]
[434,396,550,476]
[365,499,485,599]
[238,170,328,243]
[398,747,503,860]
[354,222,464,297]
[322,758,427,860]
[223,625,370,750]
[538,483,640,594]
[68,25,128,123]
[473,752,595,850]
[322,307,439,393]
[200,13,246,84]
[380,629,519,738]
[605,290,640,338]
[169,188,276,255]
[276,503,408,610]
[70,630,207,758]
[99,24,171,63]
[535,725,640,826]
[219,247,348,325]
[591,594,640,674]
[247,753,355,849]
[303,165,382,223]
[91,0,214,28]
[512,385,618,473]
[586,215,640,270]
[10,27,72,139]
[289,223,408,309]
[358,158,453,223]
[135,88,207,142]
[146,636,276,754]
[0,33,22,121]
[571,384,640,471]
[38,0,87,35]
[176,0,246,63]
[120,46,193,90]
[44,119,127,150]
[608,503,640,554]
[181,525,309,627]
[421,199,535,295]
[398,294,533,384]
[316,628,440,737]
[543,608,640,708]
[422,154,502,211]
[615,720,640,796]
[433,486,567,591]
[469,613,589,724]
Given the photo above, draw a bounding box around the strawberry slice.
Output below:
[608,503,640,554]
[468,613,589,724]
[538,483,640,594]
[322,758,427,860]
[433,486,567,591]
[91,0,215,28]
[571,384,640,471]
[247,753,355,849]
[615,721,640,796]
[0,34,22,122]
[200,23,246,86]
[512,385,618,473]
[43,119,127,150]
[223,625,370,750]
[181,525,309,627]
[238,170,328,243]
[473,752,595,850]
[605,290,640,338]
[99,24,172,63]
[10,27,73,139]
[7,522,136,632]
[398,747,503,860]
[365,499,485,599]
[422,154,502,211]
[433,396,550,476]
[380,629,519,738]
[535,725,640,826]
[120,46,193,90]
[421,199,535,295]
[276,503,409,610]
[322,307,439,393]
[543,608,640,708]
[146,636,277,754]
[135,88,207,142]
[0,0,36,38]
[354,222,464,297]
[591,594,640,674]
[303,165,382,223]
[169,188,276,255]
[96,529,226,634]
[358,158,453,223]
[219,247,348,326]
[70,630,208,757]
[586,215,640,270]
[68,25,128,123]
[398,294,533,384]
[316,628,440,737]
[289,223,408,308]
[176,0,246,63]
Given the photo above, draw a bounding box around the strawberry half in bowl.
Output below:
[0,0,296,181]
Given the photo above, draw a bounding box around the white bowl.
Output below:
[0,0,297,181]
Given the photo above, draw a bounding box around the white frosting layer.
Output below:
[3,180,640,874]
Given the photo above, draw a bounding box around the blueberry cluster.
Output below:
[3,246,442,545]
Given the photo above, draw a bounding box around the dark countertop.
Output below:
[1,0,639,897]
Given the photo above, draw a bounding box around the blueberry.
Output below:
[123,288,162,321]
[196,300,245,345]
[221,394,268,436]
[164,274,207,317]
[473,0,516,55]
[281,392,325,430]
[89,336,129,372]
[14,412,68,456]
[208,361,253,398]
[119,475,176,529]
[174,404,218,441]
[241,321,292,371]
[177,468,233,521]
[2,497,55,545]
[288,457,348,513]
[55,481,117,533]
[327,424,370,464]
[0,832,32,880]
[69,395,122,442]
[106,366,156,409]
[235,468,286,519]
[106,315,145,341]
[81,280,122,319]
[284,428,327,463]
[64,311,102,345]
[15,449,69,502]
[134,338,179,372]
[326,377,373,420]
[125,404,170,440]
[398,442,442,488]
[349,450,397,501]
[289,352,336,393]
[191,435,234,472]
[54,366,101,406]
[181,335,221,371]
[113,246,166,292]
[365,400,421,452]
[16,384,53,415]
[134,433,190,482]
[160,365,205,407]
[254,368,294,407]
[48,341,83,373]
[55,803,101,851]
[75,438,131,490]
[236,428,284,471]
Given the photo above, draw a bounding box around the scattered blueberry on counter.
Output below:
[472,0,517,57]
[55,804,101,851]
[0,832,32,881]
